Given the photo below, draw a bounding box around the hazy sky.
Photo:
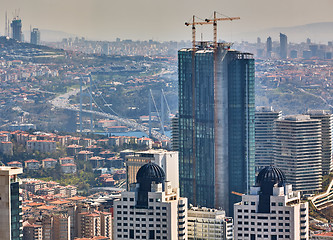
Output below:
[2,0,333,42]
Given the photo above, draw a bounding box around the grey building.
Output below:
[280,33,288,59]
[11,18,22,42]
[30,28,40,45]
[255,106,281,172]
[178,42,255,215]
[274,115,322,192]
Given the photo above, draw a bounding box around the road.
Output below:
[50,88,170,141]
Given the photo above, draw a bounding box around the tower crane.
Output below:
[185,11,240,50]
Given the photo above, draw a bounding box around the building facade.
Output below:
[280,33,288,59]
[274,115,322,192]
[30,28,40,45]
[178,42,255,214]
[255,106,282,172]
[11,18,22,42]
[0,167,23,240]
[114,162,187,240]
[308,110,333,174]
[187,206,233,240]
[234,166,309,240]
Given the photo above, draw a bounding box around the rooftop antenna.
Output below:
[5,11,7,37]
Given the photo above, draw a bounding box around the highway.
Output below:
[50,88,170,142]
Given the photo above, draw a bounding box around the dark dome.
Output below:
[256,166,286,187]
[136,162,165,184]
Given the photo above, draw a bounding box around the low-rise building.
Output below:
[42,158,57,169]
[61,163,77,174]
[25,159,40,170]
[26,140,56,153]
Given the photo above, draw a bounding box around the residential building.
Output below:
[308,110,333,174]
[41,158,57,169]
[53,213,71,240]
[274,115,322,192]
[61,163,77,174]
[280,33,288,59]
[187,206,233,240]
[255,106,282,172]
[234,166,309,240]
[30,28,40,45]
[0,167,23,240]
[125,149,179,190]
[0,141,13,155]
[24,159,40,170]
[22,222,42,240]
[26,140,56,153]
[113,162,188,240]
[178,42,255,214]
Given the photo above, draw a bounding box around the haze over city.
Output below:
[2,0,333,42]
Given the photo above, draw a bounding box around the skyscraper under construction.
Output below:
[178,42,255,215]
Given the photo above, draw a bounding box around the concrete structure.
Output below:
[308,110,333,174]
[30,28,40,45]
[178,42,255,215]
[311,179,333,210]
[234,166,309,240]
[274,115,322,192]
[0,167,23,240]
[53,213,71,240]
[22,222,42,240]
[7,161,23,168]
[255,106,282,172]
[187,206,233,240]
[0,141,13,155]
[77,211,111,239]
[280,33,288,59]
[26,140,56,153]
[113,162,187,240]
[125,149,179,190]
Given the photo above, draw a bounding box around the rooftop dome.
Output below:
[256,166,286,188]
[136,162,165,185]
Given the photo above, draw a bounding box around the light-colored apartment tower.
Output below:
[114,162,187,240]
[187,206,233,240]
[78,212,101,238]
[308,110,333,174]
[274,115,322,192]
[0,167,23,240]
[234,166,309,240]
[125,149,179,190]
[255,106,282,172]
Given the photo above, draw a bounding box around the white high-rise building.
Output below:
[308,110,333,174]
[274,115,322,192]
[234,166,309,240]
[114,162,187,240]
[187,206,233,240]
[255,106,282,172]
[125,149,179,190]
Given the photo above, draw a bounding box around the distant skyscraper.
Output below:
[280,33,288,59]
[0,167,23,240]
[290,49,298,58]
[255,106,281,172]
[274,115,322,192]
[11,17,22,42]
[266,36,272,58]
[234,166,309,240]
[30,28,40,45]
[308,110,333,174]
[178,42,255,215]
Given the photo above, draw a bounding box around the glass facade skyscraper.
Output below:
[178,43,255,215]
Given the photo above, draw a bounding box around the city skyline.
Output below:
[2,0,333,42]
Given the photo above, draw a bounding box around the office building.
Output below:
[178,42,255,214]
[125,149,179,190]
[280,33,288,59]
[0,167,23,240]
[113,162,188,240]
[274,115,322,192]
[308,110,333,174]
[11,18,22,42]
[30,28,40,45]
[187,206,233,240]
[266,37,272,58]
[255,106,282,172]
[234,166,309,240]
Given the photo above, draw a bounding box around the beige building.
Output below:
[125,149,179,190]
[234,166,309,240]
[188,206,233,240]
[26,140,56,153]
[114,162,187,240]
[0,167,23,240]
[53,213,71,240]
[22,221,42,240]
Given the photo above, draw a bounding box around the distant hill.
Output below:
[235,22,333,43]
[23,29,78,43]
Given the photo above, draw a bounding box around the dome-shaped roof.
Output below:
[256,166,286,187]
[136,162,165,184]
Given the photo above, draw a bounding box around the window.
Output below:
[278,211,283,214]
[130,229,134,239]
[251,202,255,205]
[272,202,276,206]
[149,230,155,239]
[130,198,134,201]
[149,198,153,202]
[123,197,127,201]
[278,202,283,206]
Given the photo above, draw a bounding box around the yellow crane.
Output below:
[185,11,240,50]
